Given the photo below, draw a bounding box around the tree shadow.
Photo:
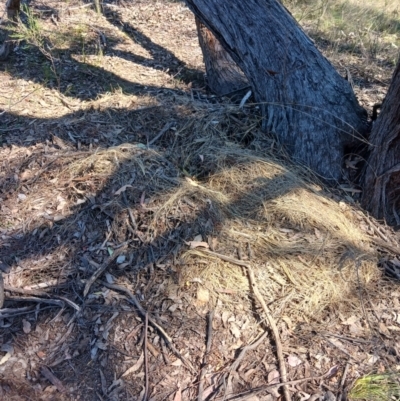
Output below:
[0,1,203,102]
[0,100,380,398]
[103,7,203,84]
[0,1,394,398]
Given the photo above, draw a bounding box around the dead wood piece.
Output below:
[4,285,50,297]
[55,295,80,311]
[146,341,160,358]
[41,366,66,393]
[198,310,214,401]
[245,266,291,401]
[222,367,338,401]
[144,312,149,401]
[83,244,128,297]
[0,272,4,309]
[230,330,269,373]
[6,296,65,308]
[123,192,138,231]
[319,332,369,344]
[337,362,350,401]
[200,249,291,401]
[100,281,196,374]
[161,338,171,365]
[148,122,174,146]
[0,306,35,318]
[4,286,80,311]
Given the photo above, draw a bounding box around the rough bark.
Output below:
[0,0,21,61]
[186,0,369,181]
[195,17,248,96]
[362,58,400,223]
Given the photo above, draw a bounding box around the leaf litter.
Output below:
[0,0,399,400]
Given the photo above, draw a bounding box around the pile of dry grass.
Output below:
[4,99,380,321]
[62,100,380,319]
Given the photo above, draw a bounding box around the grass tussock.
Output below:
[349,373,400,401]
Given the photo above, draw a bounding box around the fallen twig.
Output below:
[148,122,174,146]
[230,330,269,373]
[0,272,4,309]
[200,249,291,401]
[337,362,350,401]
[123,192,138,231]
[198,310,214,401]
[100,281,196,374]
[4,285,50,297]
[84,245,128,297]
[4,286,80,311]
[221,366,338,401]
[41,366,66,393]
[6,296,64,308]
[144,312,149,401]
[246,265,291,401]
[0,306,35,318]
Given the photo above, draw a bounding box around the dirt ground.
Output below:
[0,1,400,400]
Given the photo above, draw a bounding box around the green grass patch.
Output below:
[349,373,400,401]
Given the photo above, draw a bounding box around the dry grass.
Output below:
[285,0,400,62]
[0,1,399,400]
[283,0,399,109]
[7,98,377,318]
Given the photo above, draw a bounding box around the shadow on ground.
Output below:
[0,1,394,399]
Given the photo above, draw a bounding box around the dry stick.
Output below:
[230,330,269,373]
[84,244,128,297]
[6,296,65,308]
[122,192,138,231]
[0,306,35,318]
[41,366,66,393]
[210,330,270,401]
[148,122,174,146]
[200,249,291,401]
[222,367,338,401]
[144,312,149,401]
[100,281,196,374]
[198,310,214,401]
[4,285,50,297]
[4,285,80,311]
[246,267,291,401]
[0,272,4,309]
[337,362,350,401]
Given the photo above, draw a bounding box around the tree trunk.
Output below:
[195,17,248,96]
[186,0,369,181]
[0,0,21,61]
[362,58,400,223]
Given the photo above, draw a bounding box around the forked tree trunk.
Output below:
[195,17,248,96]
[362,58,400,223]
[0,0,21,61]
[186,0,369,181]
